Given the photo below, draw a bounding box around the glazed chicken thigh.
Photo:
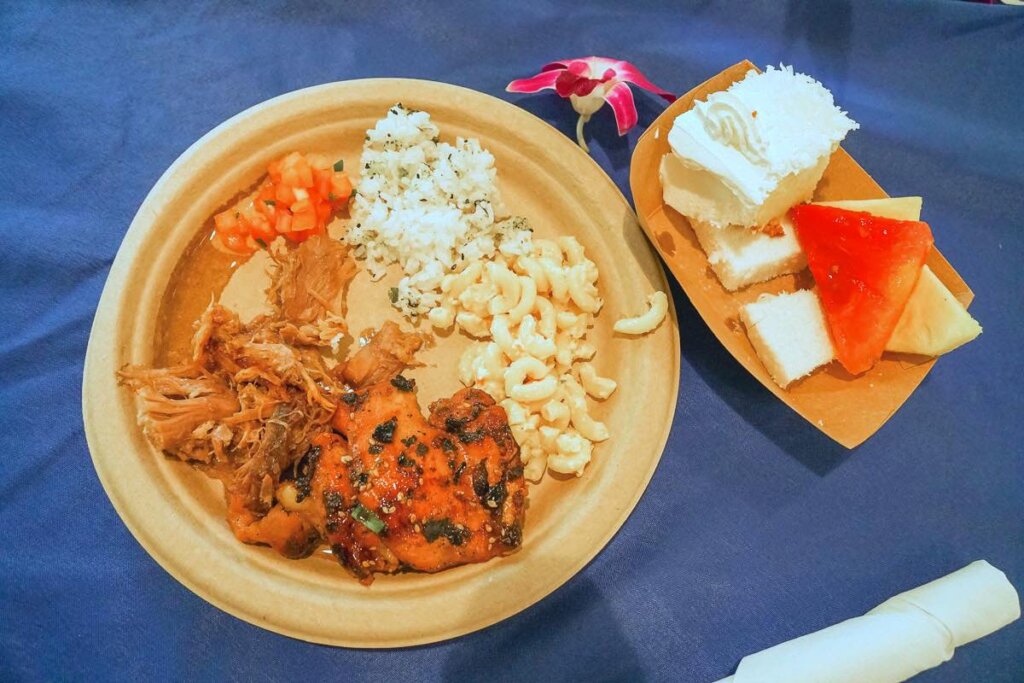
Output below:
[316,378,526,582]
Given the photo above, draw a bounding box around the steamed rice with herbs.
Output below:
[346,104,533,317]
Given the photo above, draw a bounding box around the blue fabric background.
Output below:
[1,1,1021,680]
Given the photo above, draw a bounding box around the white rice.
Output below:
[346,104,533,317]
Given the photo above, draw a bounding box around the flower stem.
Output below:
[576,114,590,153]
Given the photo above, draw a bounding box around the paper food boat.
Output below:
[630,60,974,448]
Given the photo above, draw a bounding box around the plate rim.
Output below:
[82,77,681,647]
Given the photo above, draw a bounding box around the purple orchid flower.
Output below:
[507,57,675,152]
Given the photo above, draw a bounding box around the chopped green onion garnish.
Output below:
[388,287,398,304]
[333,158,344,172]
[264,199,275,207]
[351,504,386,534]
[255,238,267,248]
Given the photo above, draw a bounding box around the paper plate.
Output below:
[82,79,679,647]
[630,61,973,449]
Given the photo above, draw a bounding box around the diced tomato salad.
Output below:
[212,152,353,254]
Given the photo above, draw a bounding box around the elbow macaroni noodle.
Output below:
[433,234,664,481]
[613,291,669,335]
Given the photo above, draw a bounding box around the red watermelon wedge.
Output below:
[790,205,934,375]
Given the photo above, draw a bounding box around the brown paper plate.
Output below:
[630,60,973,449]
[82,79,679,647]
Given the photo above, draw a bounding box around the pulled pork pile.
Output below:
[119,236,374,554]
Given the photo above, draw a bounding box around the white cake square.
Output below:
[740,290,834,388]
[662,65,858,230]
[689,212,806,291]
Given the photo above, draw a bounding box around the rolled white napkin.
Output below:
[717,560,1020,683]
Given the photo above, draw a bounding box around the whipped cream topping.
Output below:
[695,92,768,165]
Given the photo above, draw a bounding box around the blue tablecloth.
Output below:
[2,1,1021,680]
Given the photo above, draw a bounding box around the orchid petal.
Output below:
[574,78,602,97]
[555,70,579,98]
[575,57,620,76]
[558,72,603,98]
[540,61,570,72]
[506,69,562,94]
[608,59,676,102]
[604,82,638,136]
[565,60,590,76]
